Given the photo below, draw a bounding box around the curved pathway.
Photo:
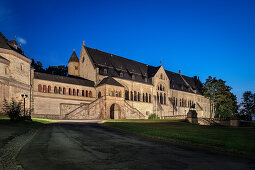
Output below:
[17,121,255,170]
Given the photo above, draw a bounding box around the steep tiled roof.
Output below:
[0,32,24,55]
[68,50,79,63]
[97,76,124,87]
[34,72,94,87]
[85,47,152,84]
[85,46,203,94]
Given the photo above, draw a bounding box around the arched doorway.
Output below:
[110,104,120,119]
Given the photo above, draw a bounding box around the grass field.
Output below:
[104,119,255,155]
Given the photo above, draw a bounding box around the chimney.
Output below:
[179,70,181,75]
[194,76,197,80]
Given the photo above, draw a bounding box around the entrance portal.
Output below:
[110,104,120,119]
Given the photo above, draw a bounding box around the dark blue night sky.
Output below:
[1,0,255,102]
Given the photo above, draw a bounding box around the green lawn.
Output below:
[104,119,255,155]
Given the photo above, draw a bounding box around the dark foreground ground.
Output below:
[15,121,255,170]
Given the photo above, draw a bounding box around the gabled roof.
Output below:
[97,76,124,87]
[83,46,203,94]
[68,50,79,63]
[34,72,94,87]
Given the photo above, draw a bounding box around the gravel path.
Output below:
[0,127,39,170]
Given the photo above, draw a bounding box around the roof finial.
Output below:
[73,48,75,52]
[160,60,162,66]
[15,34,16,41]
[82,40,85,46]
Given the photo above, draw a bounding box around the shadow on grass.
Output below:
[0,116,55,129]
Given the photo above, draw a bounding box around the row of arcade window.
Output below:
[157,84,165,91]
[38,84,93,97]
[156,92,167,105]
[172,97,195,108]
[97,91,122,98]
[125,90,152,103]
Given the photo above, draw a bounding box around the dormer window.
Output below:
[120,72,123,77]
[132,74,135,80]
[145,77,148,82]
[104,69,107,74]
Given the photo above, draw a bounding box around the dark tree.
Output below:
[31,59,45,72]
[239,91,255,121]
[203,76,238,118]
[45,65,68,76]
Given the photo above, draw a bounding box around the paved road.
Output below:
[17,121,255,170]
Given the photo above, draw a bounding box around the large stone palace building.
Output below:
[0,32,214,119]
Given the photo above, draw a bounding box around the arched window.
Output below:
[146,93,148,103]
[77,89,79,96]
[138,92,140,101]
[86,90,88,97]
[157,92,159,103]
[118,91,122,97]
[160,84,162,91]
[160,93,163,104]
[48,85,51,93]
[149,94,151,103]
[134,91,137,101]
[63,88,66,95]
[59,87,62,94]
[130,91,133,100]
[164,93,166,104]
[89,91,92,97]
[180,99,182,107]
[82,90,85,96]
[54,86,58,94]
[69,88,72,95]
[143,93,145,102]
[125,90,129,100]
[38,84,42,92]
[42,85,46,92]
[98,91,101,98]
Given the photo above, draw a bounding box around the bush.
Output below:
[148,113,160,120]
[3,98,22,121]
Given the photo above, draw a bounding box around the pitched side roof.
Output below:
[97,76,124,87]
[68,51,79,63]
[34,72,94,87]
[83,46,203,94]
[85,47,152,84]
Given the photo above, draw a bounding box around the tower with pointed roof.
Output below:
[68,49,79,77]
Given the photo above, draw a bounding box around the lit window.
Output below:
[132,74,135,80]
[104,69,107,74]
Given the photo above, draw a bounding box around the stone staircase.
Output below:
[64,97,104,119]
[124,101,147,119]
